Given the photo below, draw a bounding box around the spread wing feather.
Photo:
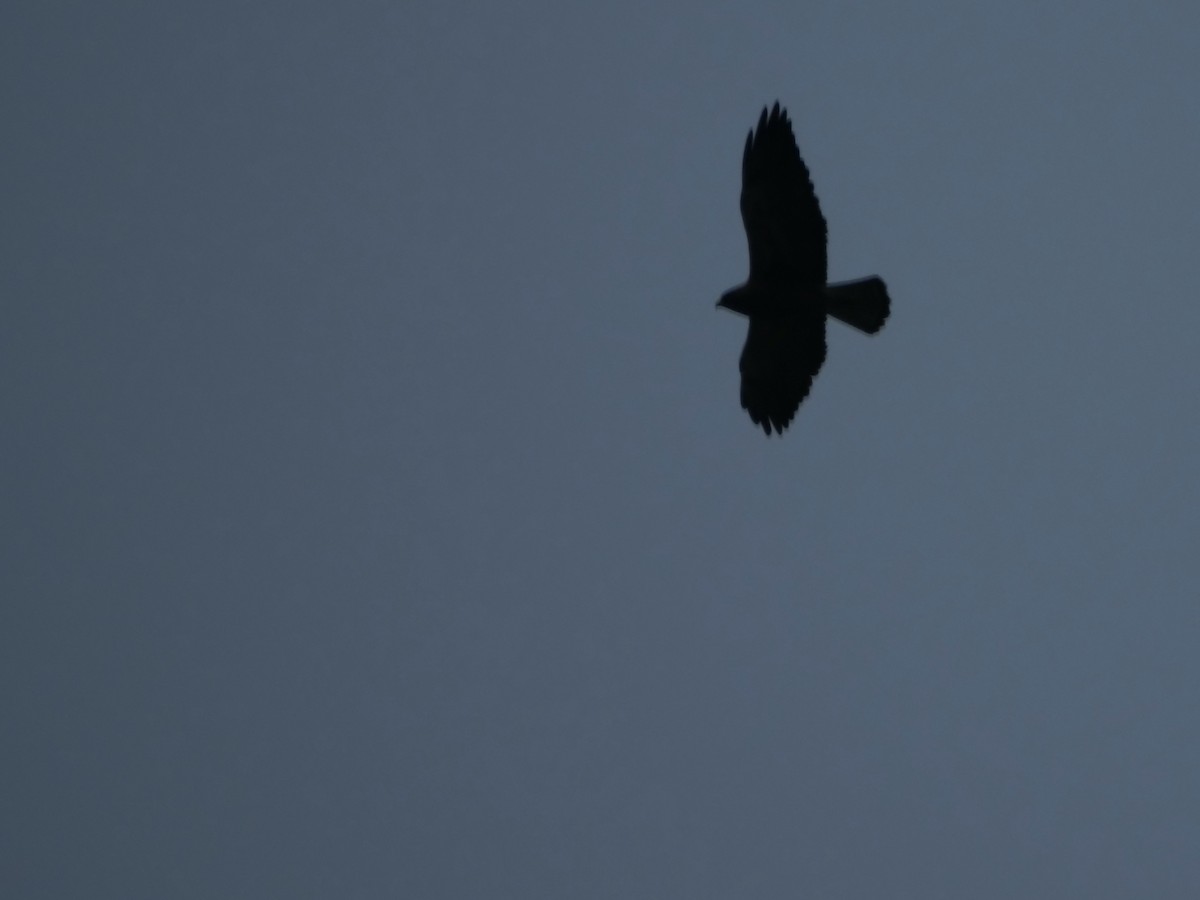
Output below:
[740,102,828,288]
[739,310,827,436]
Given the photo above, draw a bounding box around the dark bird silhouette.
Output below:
[718,102,890,435]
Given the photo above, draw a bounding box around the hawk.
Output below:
[718,102,890,435]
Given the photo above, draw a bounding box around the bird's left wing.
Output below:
[740,103,828,288]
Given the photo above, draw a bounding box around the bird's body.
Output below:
[717,103,890,435]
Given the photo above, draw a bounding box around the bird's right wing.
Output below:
[739,311,827,435]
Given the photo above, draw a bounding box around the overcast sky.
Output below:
[5,3,1200,898]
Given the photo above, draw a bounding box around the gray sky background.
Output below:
[5,3,1200,898]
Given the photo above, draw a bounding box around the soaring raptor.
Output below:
[718,102,890,435]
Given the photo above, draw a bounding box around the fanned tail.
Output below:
[824,277,890,335]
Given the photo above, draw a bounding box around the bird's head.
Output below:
[716,285,753,316]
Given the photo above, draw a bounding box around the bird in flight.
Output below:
[718,102,890,435]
